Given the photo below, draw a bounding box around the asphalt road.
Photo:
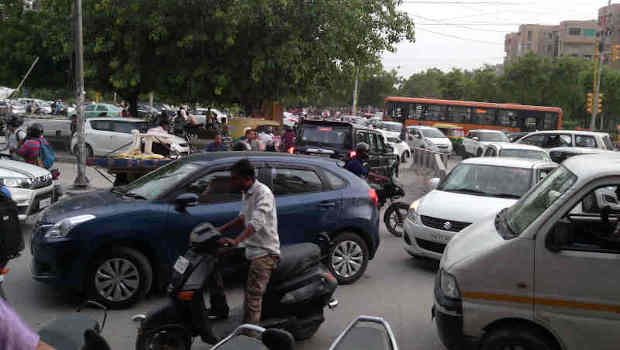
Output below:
[7,157,460,350]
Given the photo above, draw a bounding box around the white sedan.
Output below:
[71,117,189,157]
[481,143,551,161]
[381,131,411,163]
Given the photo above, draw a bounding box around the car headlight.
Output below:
[440,269,461,299]
[408,200,420,223]
[45,215,96,239]
[1,177,32,189]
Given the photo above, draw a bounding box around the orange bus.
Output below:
[383,97,563,133]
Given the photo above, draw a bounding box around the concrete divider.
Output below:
[411,147,449,179]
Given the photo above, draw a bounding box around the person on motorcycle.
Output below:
[17,124,51,166]
[213,159,280,329]
[2,116,26,158]
[344,142,388,182]
[0,298,55,349]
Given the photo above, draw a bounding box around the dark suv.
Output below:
[294,120,398,177]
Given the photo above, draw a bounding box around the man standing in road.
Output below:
[205,134,227,152]
[216,159,280,328]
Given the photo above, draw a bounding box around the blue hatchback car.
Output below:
[31,152,380,308]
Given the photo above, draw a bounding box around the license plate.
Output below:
[173,256,189,274]
[39,198,51,209]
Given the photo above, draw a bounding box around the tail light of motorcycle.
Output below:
[349,150,357,158]
[51,169,60,180]
[369,189,378,208]
[177,291,195,301]
[287,147,295,154]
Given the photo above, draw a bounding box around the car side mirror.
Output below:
[473,137,479,141]
[429,177,440,190]
[175,193,199,211]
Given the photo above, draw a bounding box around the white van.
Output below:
[434,152,620,350]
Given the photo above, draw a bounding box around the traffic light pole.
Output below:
[591,0,612,130]
[72,0,90,189]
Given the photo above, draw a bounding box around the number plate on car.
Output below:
[173,256,189,274]
[39,198,51,209]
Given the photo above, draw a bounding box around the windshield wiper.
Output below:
[124,192,147,200]
[110,187,127,195]
[490,193,522,199]
[445,188,490,196]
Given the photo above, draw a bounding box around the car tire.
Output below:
[327,232,369,284]
[87,247,153,309]
[481,325,557,350]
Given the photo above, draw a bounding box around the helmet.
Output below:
[355,142,370,159]
[232,140,251,151]
[8,115,23,128]
[27,123,44,138]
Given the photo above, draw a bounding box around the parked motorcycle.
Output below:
[211,315,398,350]
[372,176,408,237]
[39,300,111,350]
[133,222,338,350]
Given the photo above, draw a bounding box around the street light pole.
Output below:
[72,0,89,188]
[591,0,612,131]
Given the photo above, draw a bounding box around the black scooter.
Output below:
[39,301,111,350]
[133,222,338,350]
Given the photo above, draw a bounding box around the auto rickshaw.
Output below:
[433,123,465,155]
[227,117,281,139]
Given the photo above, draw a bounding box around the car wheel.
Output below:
[481,325,557,350]
[328,232,369,284]
[87,247,153,309]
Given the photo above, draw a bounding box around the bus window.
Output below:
[544,112,558,129]
[497,110,518,127]
[448,106,471,123]
[425,104,445,121]
[473,108,496,125]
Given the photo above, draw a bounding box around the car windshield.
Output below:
[120,159,201,200]
[438,163,533,198]
[381,123,402,132]
[298,124,352,147]
[506,166,577,235]
[500,149,549,161]
[479,132,508,142]
[421,128,446,138]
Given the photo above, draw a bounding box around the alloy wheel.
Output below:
[331,240,364,278]
[94,258,140,302]
[388,208,407,235]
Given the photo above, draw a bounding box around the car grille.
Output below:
[31,175,53,189]
[416,238,446,254]
[420,215,471,232]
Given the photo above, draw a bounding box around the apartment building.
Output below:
[505,20,599,62]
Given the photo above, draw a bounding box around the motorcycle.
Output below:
[212,315,398,350]
[371,176,408,237]
[133,222,338,350]
[39,300,111,350]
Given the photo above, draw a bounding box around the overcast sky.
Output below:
[382,0,611,78]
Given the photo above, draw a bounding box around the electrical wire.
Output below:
[416,26,504,45]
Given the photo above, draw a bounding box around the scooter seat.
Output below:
[271,243,321,283]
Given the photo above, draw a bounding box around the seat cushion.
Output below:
[271,243,320,283]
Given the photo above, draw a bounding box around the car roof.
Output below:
[88,117,144,122]
[407,125,437,130]
[381,121,402,126]
[527,130,609,136]
[564,153,620,179]
[301,119,376,132]
[470,129,505,133]
[487,143,546,151]
[186,151,343,166]
[548,147,612,154]
[461,157,556,169]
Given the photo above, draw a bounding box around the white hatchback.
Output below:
[71,117,189,157]
[403,157,557,260]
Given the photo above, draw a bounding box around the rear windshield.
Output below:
[479,132,508,142]
[500,149,549,161]
[421,128,446,138]
[381,122,402,132]
[298,124,352,147]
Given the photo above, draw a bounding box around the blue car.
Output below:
[31,152,380,308]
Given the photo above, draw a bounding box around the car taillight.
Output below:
[349,150,357,158]
[177,291,195,301]
[51,169,60,180]
[288,147,295,154]
[369,189,378,207]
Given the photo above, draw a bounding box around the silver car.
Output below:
[403,157,557,260]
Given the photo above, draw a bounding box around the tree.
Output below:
[400,68,443,98]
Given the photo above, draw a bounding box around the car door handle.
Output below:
[318,201,336,208]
